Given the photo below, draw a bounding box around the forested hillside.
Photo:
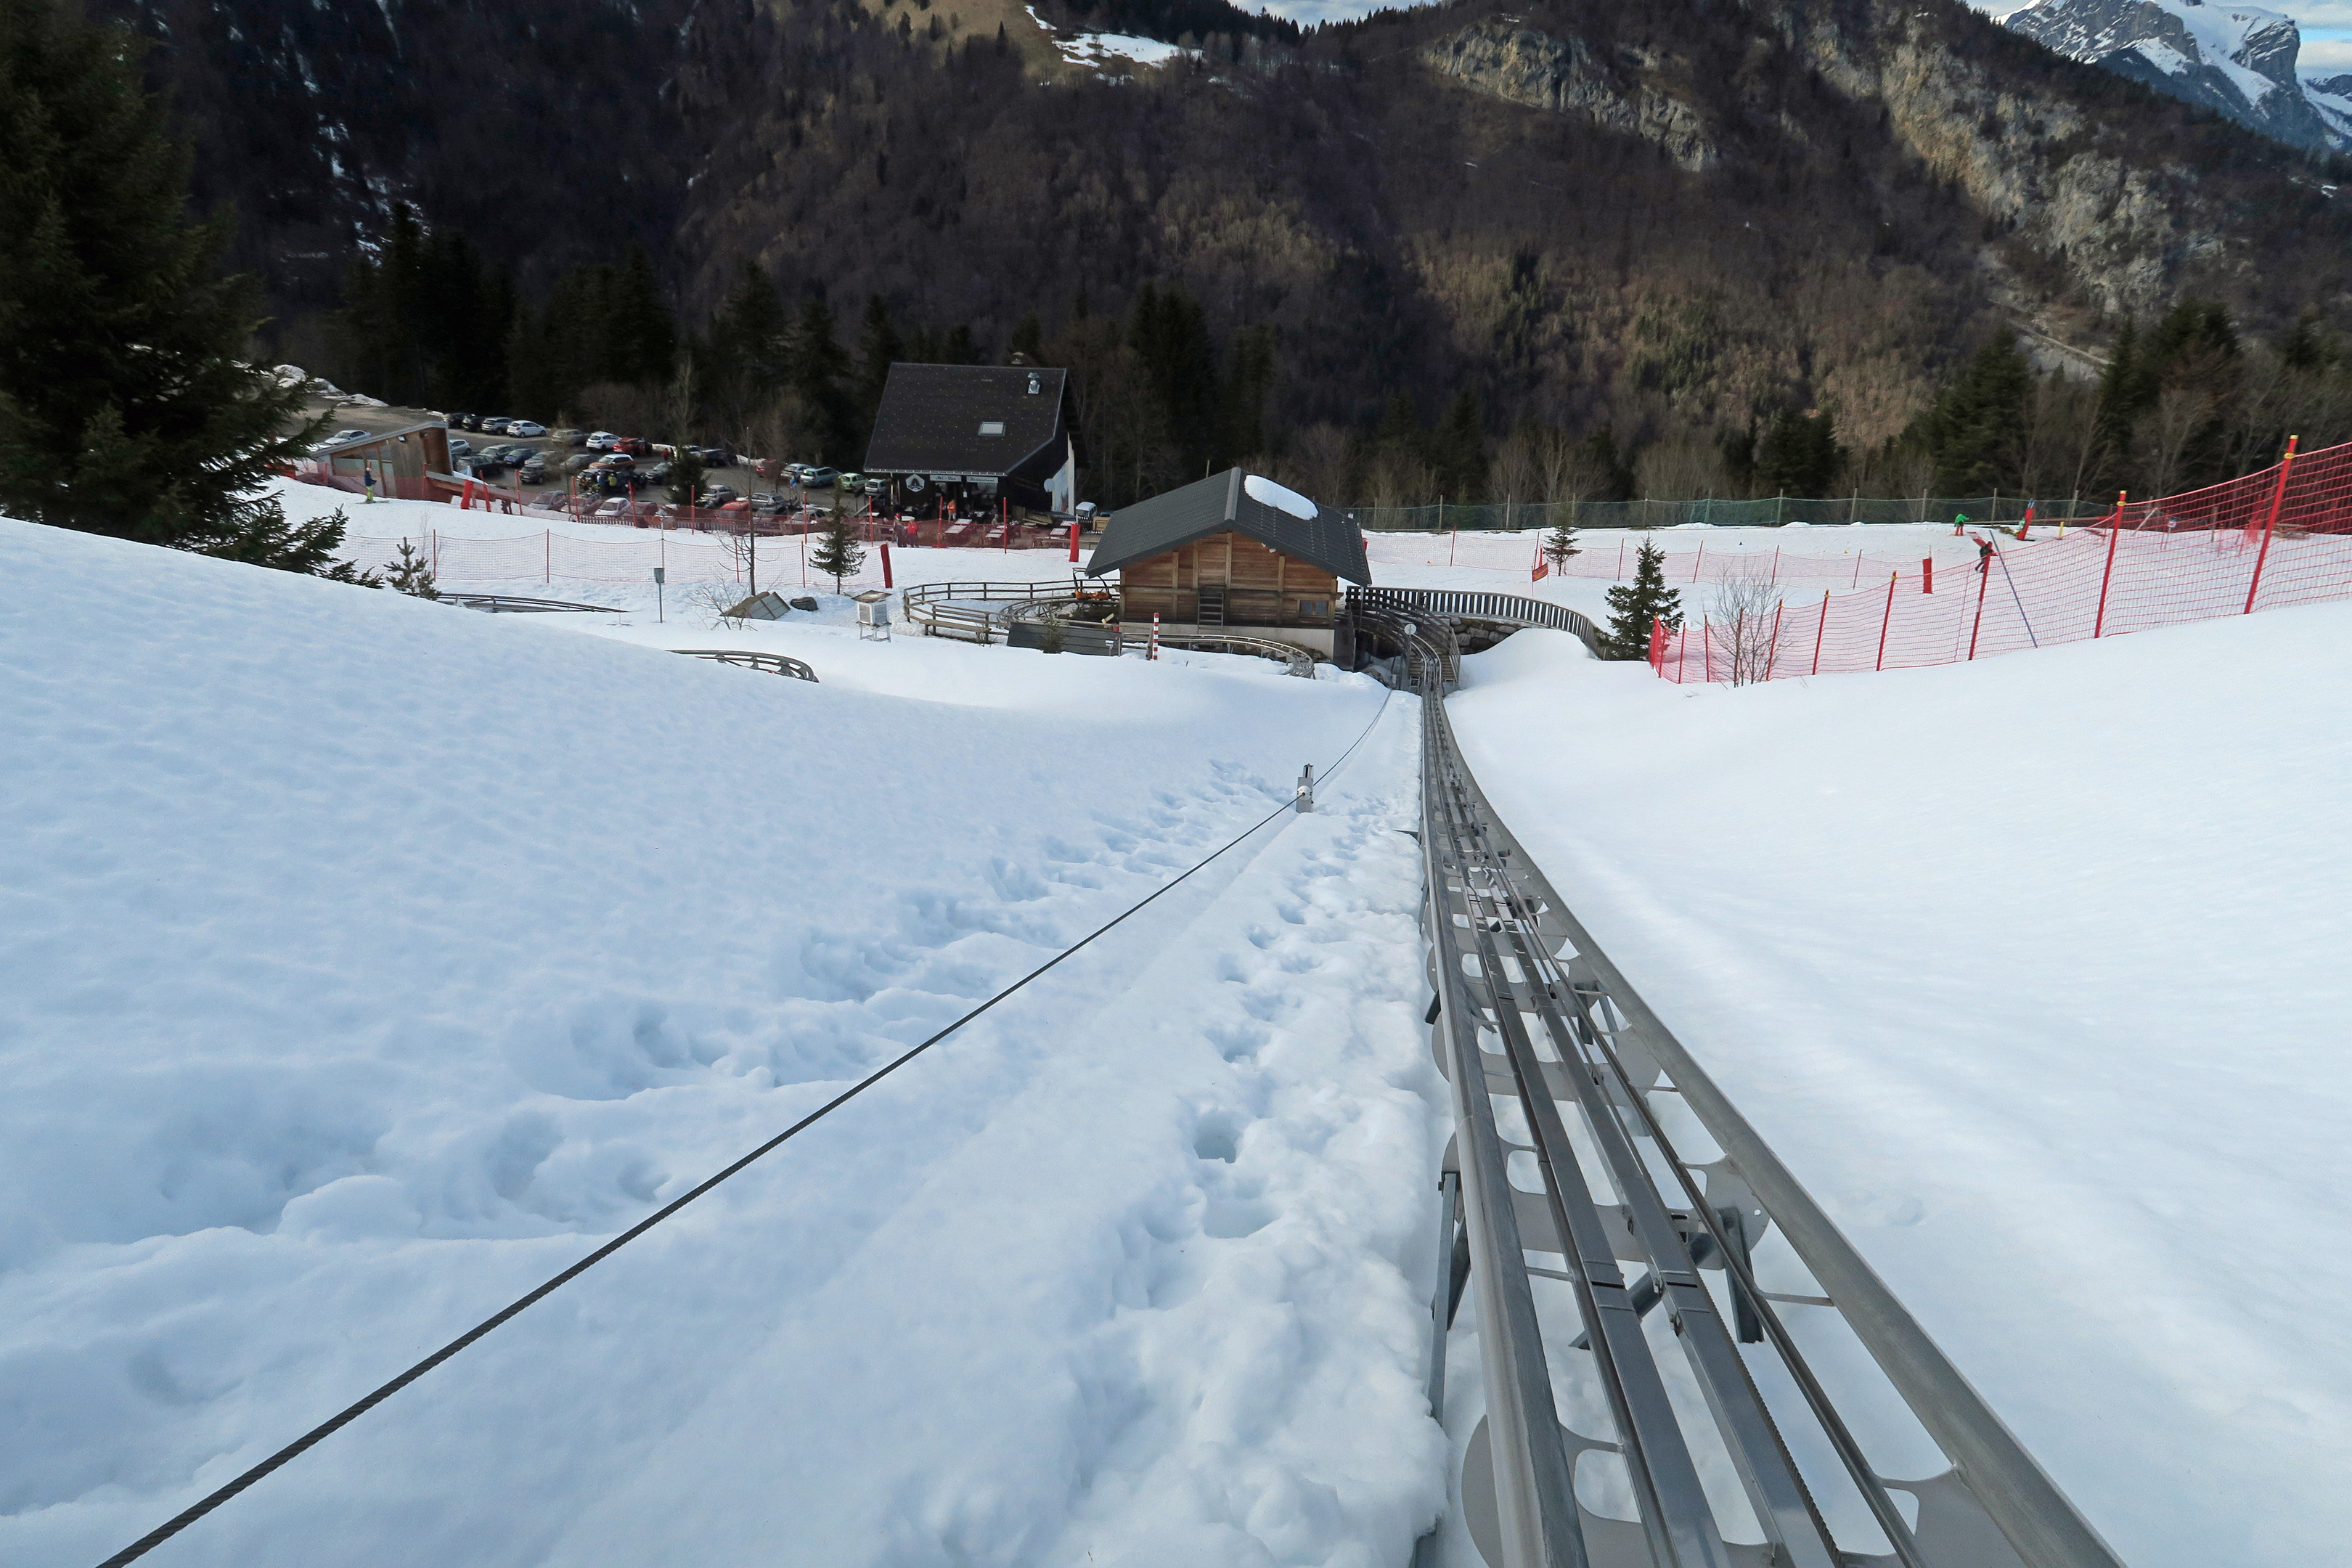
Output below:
[101,0,2352,505]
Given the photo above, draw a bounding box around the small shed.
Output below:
[317,422,450,499]
[1085,469,1369,656]
[863,364,1077,518]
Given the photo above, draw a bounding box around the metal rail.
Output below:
[1352,587,1602,658]
[1153,631,1318,677]
[900,579,1095,643]
[672,650,818,682]
[1414,653,2123,1568]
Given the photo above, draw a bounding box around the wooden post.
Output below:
[2242,436,2299,614]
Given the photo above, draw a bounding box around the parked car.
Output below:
[640,461,674,487]
[698,445,737,467]
[559,453,597,476]
[799,467,838,489]
[593,497,632,518]
[518,456,548,483]
[585,430,618,451]
[507,420,547,438]
[836,472,865,490]
[547,428,587,449]
[862,476,886,497]
[612,436,650,458]
[447,413,475,430]
[592,452,635,470]
[468,457,508,478]
[701,484,739,505]
[327,428,372,445]
[446,438,473,460]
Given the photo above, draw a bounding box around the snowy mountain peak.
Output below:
[2007,0,2351,150]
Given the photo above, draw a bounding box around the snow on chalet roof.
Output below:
[1085,468,1372,584]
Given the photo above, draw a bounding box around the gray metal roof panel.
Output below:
[863,364,1069,478]
[1085,469,1371,584]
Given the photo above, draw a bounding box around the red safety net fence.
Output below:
[1651,438,2352,682]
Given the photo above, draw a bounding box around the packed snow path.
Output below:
[0,520,1451,1567]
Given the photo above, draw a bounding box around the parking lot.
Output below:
[291,395,859,516]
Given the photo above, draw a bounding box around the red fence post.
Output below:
[2243,436,2299,614]
[1703,617,1713,680]
[881,542,893,589]
[1922,556,1932,594]
[1693,540,1704,583]
[1875,571,1896,670]
[1811,590,1829,675]
[1968,550,1991,659]
[2092,498,2123,637]
[1068,522,1080,563]
[1764,600,1784,680]
[1649,615,1664,671]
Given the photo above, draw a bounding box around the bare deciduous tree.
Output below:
[1706,567,1786,686]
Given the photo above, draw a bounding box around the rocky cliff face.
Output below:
[2005,0,2350,151]
[1423,20,1718,171]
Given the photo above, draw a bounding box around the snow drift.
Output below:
[0,518,1444,1567]
[1447,611,2352,1568]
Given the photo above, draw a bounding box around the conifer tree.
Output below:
[790,295,852,462]
[809,510,865,592]
[1543,516,1580,571]
[1601,539,1681,660]
[0,0,321,555]
[383,538,438,597]
[1433,388,1489,499]
[668,447,707,506]
[855,294,904,429]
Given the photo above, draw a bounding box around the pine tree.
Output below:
[790,295,853,462]
[383,538,438,597]
[1543,518,1580,571]
[1580,425,1636,502]
[1433,387,1489,499]
[1754,409,1842,497]
[809,510,865,592]
[668,446,707,505]
[856,294,904,430]
[1008,311,1045,363]
[605,248,677,383]
[716,261,788,400]
[1601,540,1681,660]
[1924,336,2030,494]
[204,503,378,584]
[0,0,320,554]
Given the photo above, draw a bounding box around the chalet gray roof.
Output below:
[1084,468,1371,584]
[863,364,1070,479]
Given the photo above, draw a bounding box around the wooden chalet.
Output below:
[312,422,451,499]
[863,364,1077,518]
[1085,469,1371,656]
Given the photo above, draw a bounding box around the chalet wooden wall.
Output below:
[1115,531,1339,626]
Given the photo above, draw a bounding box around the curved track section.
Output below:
[1409,640,2121,1568]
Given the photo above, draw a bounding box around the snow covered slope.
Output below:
[1447,612,2352,1568]
[0,519,1445,1567]
[2006,0,2352,150]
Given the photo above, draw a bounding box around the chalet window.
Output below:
[978,420,1005,436]
[1297,598,1330,620]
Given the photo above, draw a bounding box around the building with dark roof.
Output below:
[309,422,452,499]
[862,364,1077,517]
[1084,468,1370,656]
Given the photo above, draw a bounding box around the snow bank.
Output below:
[0,519,1444,1566]
[1447,613,2352,1568]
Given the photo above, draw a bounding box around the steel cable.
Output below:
[93,688,1402,1568]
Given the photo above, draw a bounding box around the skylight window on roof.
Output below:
[979,420,1005,436]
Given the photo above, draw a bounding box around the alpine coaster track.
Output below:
[1403,621,2122,1568]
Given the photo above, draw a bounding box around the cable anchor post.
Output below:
[1296,764,1315,814]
